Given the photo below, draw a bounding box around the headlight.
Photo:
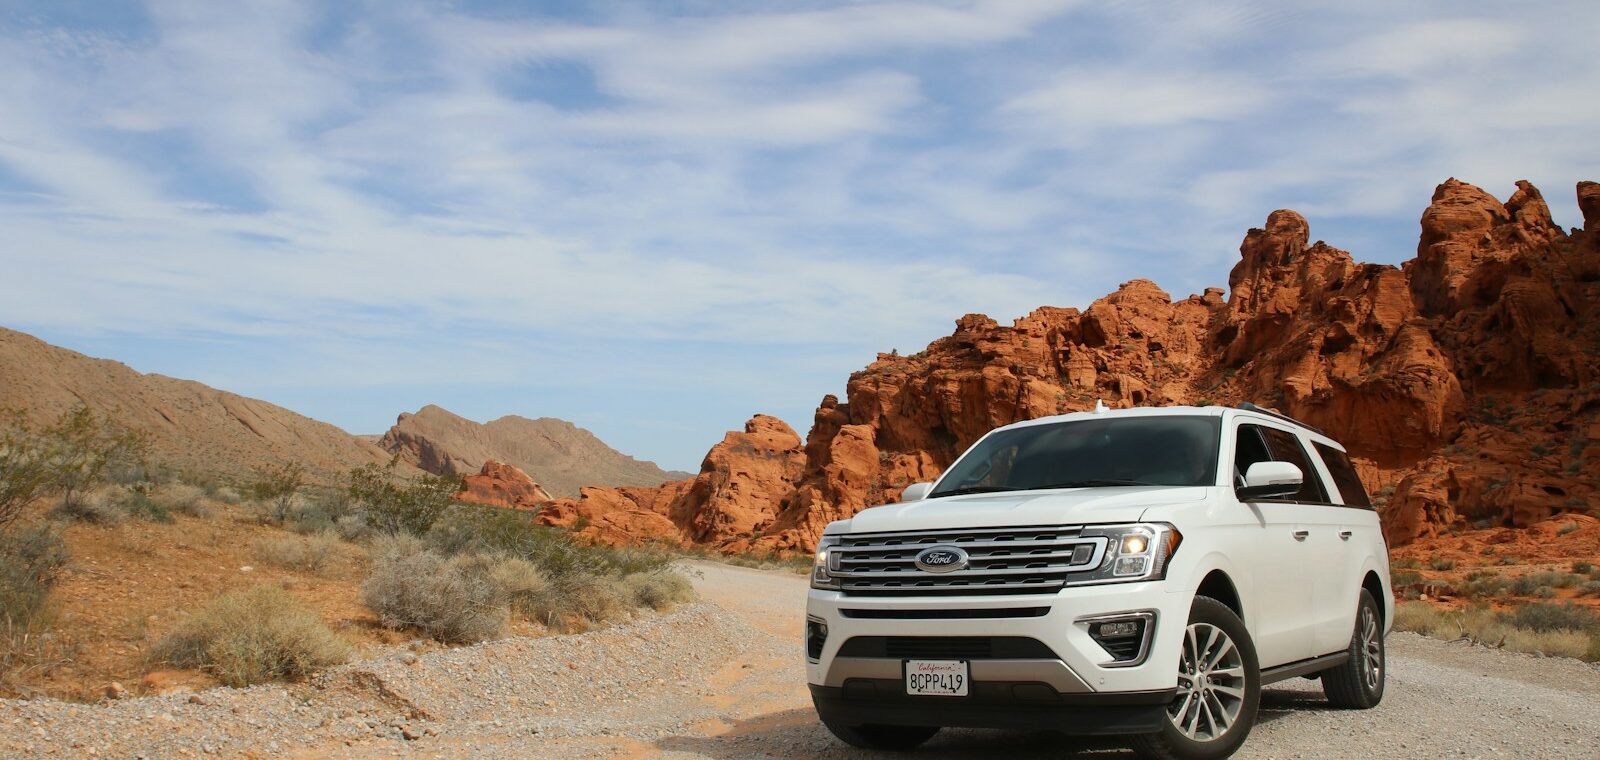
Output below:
[811,535,842,590]
[1072,523,1182,585]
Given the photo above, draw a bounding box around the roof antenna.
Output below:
[1093,399,1107,414]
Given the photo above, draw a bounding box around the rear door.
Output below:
[1309,441,1379,653]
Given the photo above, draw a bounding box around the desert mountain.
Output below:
[0,326,395,479]
[376,404,690,498]
[552,179,1599,554]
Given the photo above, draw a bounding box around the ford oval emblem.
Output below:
[914,545,970,574]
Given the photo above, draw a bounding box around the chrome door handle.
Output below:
[1292,530,1309,541]
[1339,530,1353,541]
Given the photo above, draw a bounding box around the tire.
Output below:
[1129,596,1261,760]
[819,720,939,751]
[1320,589,1386,709]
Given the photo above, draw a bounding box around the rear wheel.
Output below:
[1129,596,1260,760]
[1320,589,1386,709]
[819,720,939,751]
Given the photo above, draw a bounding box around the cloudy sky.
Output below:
[2,1,1596,471]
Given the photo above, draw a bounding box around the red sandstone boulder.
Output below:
[456,460,552,511]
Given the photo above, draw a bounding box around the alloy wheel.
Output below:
[1168,622,1247,742]
[1359,605,1382,690]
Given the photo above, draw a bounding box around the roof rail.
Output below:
[1235,402,1326,435]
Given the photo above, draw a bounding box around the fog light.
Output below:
[1096,620,1140,638]
[806,618,828,660]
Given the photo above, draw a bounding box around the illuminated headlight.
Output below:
[1073,523,1182,585]
[811,535,842,590]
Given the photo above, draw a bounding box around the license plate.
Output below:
[904,659,969,697]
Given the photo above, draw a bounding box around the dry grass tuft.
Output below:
[253,532,340,574]
[361,545,508,644]
[1395,601,1600,662]
[149,584,349,687]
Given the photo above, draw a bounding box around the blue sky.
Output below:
[1,1,1596,472]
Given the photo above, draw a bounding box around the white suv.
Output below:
[806,403,1391,759]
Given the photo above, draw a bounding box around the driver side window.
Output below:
[1232,424,1273,488]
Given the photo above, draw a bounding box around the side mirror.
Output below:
[1237,461,1302,501]
[901,482,933,501]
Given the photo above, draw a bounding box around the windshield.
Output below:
[928,415,1222,497]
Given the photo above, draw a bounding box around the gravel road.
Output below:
[3,561,1598,759]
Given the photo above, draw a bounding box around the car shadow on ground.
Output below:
[657,688,1350,758]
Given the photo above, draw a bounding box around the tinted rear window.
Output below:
[1313,443,1372,508]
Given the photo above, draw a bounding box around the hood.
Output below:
[837,486,1210,534]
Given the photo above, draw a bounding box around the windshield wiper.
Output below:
[1034,479,1156,489]
[928,485,1020,498]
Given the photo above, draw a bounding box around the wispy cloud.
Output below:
[0,0,1594,468]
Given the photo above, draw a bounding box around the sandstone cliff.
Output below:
[377,404,688,498]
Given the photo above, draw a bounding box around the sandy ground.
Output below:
[5,560,1600,758]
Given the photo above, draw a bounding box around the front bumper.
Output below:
[807,580,1191,696]
[810,682,1175,734]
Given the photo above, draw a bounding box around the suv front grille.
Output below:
[837,636,1058,660]
[833,525,1106,596]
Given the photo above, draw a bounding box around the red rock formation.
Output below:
[518,179,1600,558]
[456,460,552,511]
[727,179,1598,554]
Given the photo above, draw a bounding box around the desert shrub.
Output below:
[1574,561,1595,575]
[149,584,348,687]
[486,556,550,618]
[1497,555,1520,566]
[0,410,55,531]
[254,532,339,574]
[0,524,69,633]
[248,462,305,525]
[1390,569,1424,588]
[1581,581,1600,597]
[212,486,243,505]
[531,574,630,633]
[1428,557,1457,571]
[334,514,372,543]
[426,504,676,579]
[49,489,125,525]
[361,543,507,644]
[120,490,173,524]
[1504,602,1600,634]
[1392,557,1421,570]
[1510,572,1560,596]
[1557,522,1580,536]
[42,407,147,508]
[156,483,208,517]
[623,571,695,611]
[348,461,459,537]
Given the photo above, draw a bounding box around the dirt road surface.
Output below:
[4,561,1599,758]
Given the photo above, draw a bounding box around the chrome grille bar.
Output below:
[834,525,1106,596]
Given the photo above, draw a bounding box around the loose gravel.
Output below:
[3,561,1598,759]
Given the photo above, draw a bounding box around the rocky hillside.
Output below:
[557,179,1600,554]
[0,326,395,479]
[376,405,689,498]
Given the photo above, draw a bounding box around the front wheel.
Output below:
[1320,589,1386,709]
[1129,596,1261,760]
[819,720,939,751]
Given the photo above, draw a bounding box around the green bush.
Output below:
[348,461,459,537]
[425,504,674,579]
[248,462,305,525]
[1574,561,1595,575]
[120,490,173,524]
[150,584,348,687]
[42,407,147,509]
[0,410,55,530]
[1428,557,1457,571]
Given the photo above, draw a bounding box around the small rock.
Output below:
[402,653,419,666]
[402,726,421,741]
[188,695,205,705]
[104,682,128,700]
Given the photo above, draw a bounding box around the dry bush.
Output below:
[254,532,340,574]
[487,556,550,618]
[1395,601,1600,661]
[211,486,242,505]
[361,544,508,644]
[149,584,348,687]
[531,574,631,633]
[49,489,126,525]
[623,571,696,611]
[156,483,208,517]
